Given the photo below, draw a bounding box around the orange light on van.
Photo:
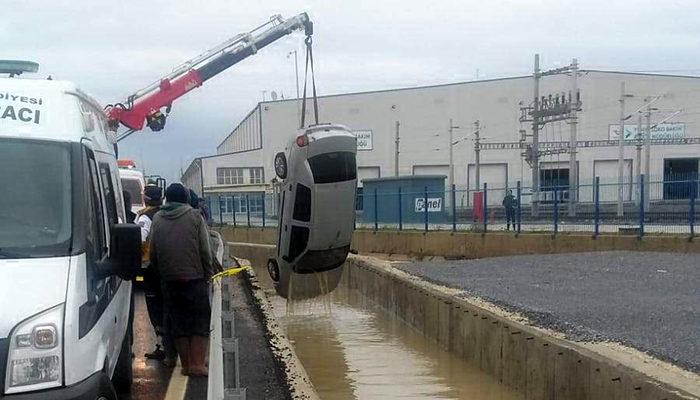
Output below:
[117,159,136,169]
[296,135,309,147]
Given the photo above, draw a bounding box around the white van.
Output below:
[0,72,141,398]
[118,166,145,215]
[268,124,357,299]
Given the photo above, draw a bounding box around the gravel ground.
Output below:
[395,251,700,372]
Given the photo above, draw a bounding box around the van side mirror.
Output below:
[97,224,141,280]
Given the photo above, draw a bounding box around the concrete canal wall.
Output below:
[218,226,700,259]
[226,240,699,400]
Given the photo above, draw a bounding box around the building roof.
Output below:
[216,69,700,149]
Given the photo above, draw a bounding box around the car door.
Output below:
[95,154,128,376]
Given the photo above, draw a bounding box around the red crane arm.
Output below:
[107,13,312,140]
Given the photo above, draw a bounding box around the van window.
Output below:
[99,164,118,225]
[121,178,144,207]
[0,139,72,257]
[86,151,106,257]
[308,152,357,184]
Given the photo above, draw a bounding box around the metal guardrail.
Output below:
[208,231,246,400]
[208,275,246,400]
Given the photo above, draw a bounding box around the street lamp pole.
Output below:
[288,50,300,123]
[448,119,460,192]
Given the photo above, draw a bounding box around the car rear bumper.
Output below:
[293,245,350,274]
[2,372,115,400]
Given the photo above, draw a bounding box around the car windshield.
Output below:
[121,178,143,206]
[0,139,72,258]
[308,151,357,184]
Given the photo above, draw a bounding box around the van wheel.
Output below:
[274,152,287,179]
[95,372,119,400]
[112,330,133,393]
[267,259,280,282]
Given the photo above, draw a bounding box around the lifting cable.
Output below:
[300,34,320,128]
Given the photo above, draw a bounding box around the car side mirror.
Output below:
[97,224,141,280]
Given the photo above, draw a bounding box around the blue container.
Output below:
[362,175,446,224]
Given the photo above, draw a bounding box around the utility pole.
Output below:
[568,58,579,217]
[448,118,460,191]
[474,120,481,191]
[644,105,652,208]
[394,121,400,176]
[532,54,541,217]
[636,114,643,205]
[617,82,631,216]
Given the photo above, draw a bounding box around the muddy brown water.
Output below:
[270,283,520,400]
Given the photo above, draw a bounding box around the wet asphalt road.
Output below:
[120,290,173,400]
[395,251,700,372]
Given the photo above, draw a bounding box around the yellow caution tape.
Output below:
[211,266,249,281]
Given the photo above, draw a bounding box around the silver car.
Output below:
[268,124,357,299]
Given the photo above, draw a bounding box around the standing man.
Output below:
[136,184,177,365]
[502,189,517,231]
[150,183,212,377]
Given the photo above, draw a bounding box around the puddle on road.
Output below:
[271,285,520,400]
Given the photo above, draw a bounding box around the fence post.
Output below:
[373,188,378,232]
[232,196,237,227]
[639,174,645,238]
[354,191,358,231]
[219,195,223,225]
[424,186,429,232]
[398,187,403,231]
[452,184,457,232]
[690,179,696,239]
[261,192,266,228]
[246,194,251,227]
[553,185,559,236]
[516,181,522,235]
[594,177,600,238]
[483,183,488,233]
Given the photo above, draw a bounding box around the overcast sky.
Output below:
[3,0,699,183]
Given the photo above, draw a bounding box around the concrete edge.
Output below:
[215,227,700,260]
[237,250,321,400]
[348,254,700,399]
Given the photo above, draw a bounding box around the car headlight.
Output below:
[4,304,64,394]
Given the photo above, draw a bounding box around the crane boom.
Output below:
[107,13,312,140]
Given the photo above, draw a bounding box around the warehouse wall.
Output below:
[201,71,700,197]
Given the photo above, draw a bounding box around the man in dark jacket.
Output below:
[502,189,517,231]
[150,183,212,376]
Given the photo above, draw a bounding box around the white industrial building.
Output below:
[182,70,700,216]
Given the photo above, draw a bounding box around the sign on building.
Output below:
[354,130,373,151]
[415,197,442,212]
[609,123,686,140]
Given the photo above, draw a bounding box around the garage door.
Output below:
[357,166,380,187]
[593,159,632,201]
[412,165,448,176]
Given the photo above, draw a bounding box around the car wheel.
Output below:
[111,330,133,393]
[274,152,287,179]
[267,258,280,282]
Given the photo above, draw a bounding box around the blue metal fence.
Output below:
[205,177,699,239]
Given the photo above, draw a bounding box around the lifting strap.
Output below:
[300,35,319,128]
